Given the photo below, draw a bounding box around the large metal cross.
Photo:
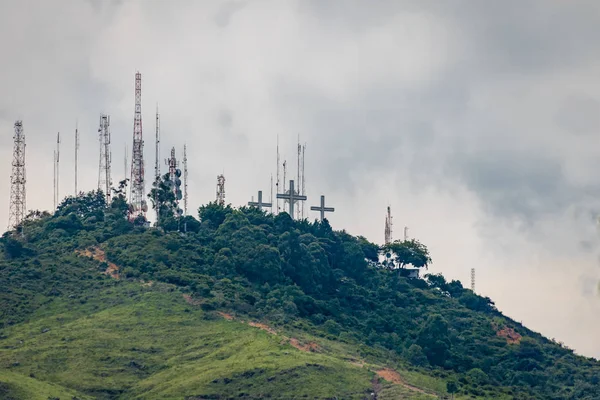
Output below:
[248,190,272,211]
[310,195,334,222]
[276,180,307,218]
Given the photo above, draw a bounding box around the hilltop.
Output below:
[1,190,599,399]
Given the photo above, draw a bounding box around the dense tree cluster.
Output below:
[1,191,599,399]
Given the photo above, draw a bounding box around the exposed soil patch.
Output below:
[376,368,428,394]
[76,247,120,279]
[218,312,234,320]
[288,338,321,353]
[496,326,522,344]
[183,294,202,306]
[248,321,277,335]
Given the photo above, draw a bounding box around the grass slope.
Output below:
[0,282,377,399]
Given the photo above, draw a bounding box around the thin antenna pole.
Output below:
[276,135,280,215]
[270,173,273,213]
[155,105,160,225]
[297,135,300,219]
[56,132,60,208]
[283,160,287,194]
[301,143,306,219]
[471,268,476,292]
[75,121,79,195]
[53,150,56,210]
[155,105,160,182]
[404,226,409,241]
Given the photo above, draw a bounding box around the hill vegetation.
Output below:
[1,189,599,399]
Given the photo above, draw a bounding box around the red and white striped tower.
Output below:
[129,72,146,219]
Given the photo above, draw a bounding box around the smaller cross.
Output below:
[310,195,334,222]
[276,180,307,218]
[248,190,272,211]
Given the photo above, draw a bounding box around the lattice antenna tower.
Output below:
[384,206,393,245]
[404,226,409,241]
[54,132,60,210]
[216,174,225,206]
[471,268,476,292]
[8,121,26,231]
[97,114,112,203]
[183,144,188,216]
[74,121,79,195]
[129,72,146,219]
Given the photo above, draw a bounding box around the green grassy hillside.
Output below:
[1,191,599,399]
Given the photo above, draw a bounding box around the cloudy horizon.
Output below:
[1,0,600,358]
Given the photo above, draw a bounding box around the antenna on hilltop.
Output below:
[183,144,188,217]
[54,132,60,210]
[154,105,160,225]
[129,71,147,220]
[471,268,476,292]
[216,174,226,206]
[74,121,79,195]
[8,121,26,231]
[276,135,280,215]
[404,226,409,241]
[384,206,393,245]
[97,114,112,203]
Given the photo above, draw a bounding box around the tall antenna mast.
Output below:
[276,135,280,215]
[384,206,393,245]
[183,144,188,216]
[74,121,79,195]
[129,71,146,219]
[301,143,306,219]
[404,226,409,241]
[155,105,160,183]
[283,160,287,194]
[297,136,301,219]
[97,114,112,203]
[8,121,26,231]
[471,268,476,292]
[270,173,273,213]
[216,174,226,206]
[54,132,60,209]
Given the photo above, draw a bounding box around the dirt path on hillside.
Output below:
[216,313,321,353]
[76,247,120,279]
[376,368,430,394]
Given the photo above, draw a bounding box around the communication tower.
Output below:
[74,121,79,195]
[54,132,60,209]
[275,136,280,214]
[8,121,26,231]
[97,114,112,203]
[384,206,393,244]
[471,268,476,292]
[183,144,188,216]
[129,72,147,219]
[216,174,225,206]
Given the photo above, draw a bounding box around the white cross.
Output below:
[276,180,306,218]
[248,190,272,211]
[310,195,334,222]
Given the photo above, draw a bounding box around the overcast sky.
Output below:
[1,0,600,358]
